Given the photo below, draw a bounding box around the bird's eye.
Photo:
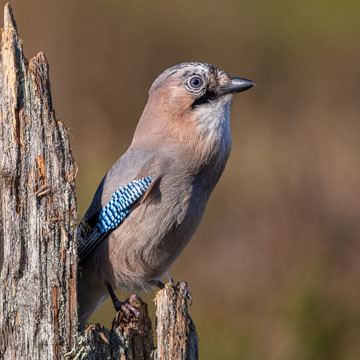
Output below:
[189,76,204,89]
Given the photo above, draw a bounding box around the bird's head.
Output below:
[134,62,255,152]
[149,62,254,110]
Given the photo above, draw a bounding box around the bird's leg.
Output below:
[105,282,141,318]
[152,279,165,289]
[166,273,175,285]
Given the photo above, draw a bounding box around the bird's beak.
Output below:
[215,77,255,96]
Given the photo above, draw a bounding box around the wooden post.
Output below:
[155,282,198,360]
[0,3,78,359]
[0,4,198,359]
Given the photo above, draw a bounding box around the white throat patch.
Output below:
[194,95,232,149]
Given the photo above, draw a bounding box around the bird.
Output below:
[77,62,255,325]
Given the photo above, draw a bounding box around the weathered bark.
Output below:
[76,283,198,360]
[155,282,198,360]
[0,4,198,360]
[79,296,155,359]
[0,3,78,360]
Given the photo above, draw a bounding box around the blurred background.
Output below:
[3,1,360,358]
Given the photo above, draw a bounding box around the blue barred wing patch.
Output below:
[78,176,152,261]
[96,177,152,233]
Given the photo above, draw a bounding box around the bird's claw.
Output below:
[153,279,165,289]
[186,290,193,305]
[179,281,193,305]
[106,281,142,320]
[114,294,142,319]
[119,302,141,318]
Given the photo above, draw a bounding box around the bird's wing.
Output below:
[77,147,170,262]
[78,176,154,261]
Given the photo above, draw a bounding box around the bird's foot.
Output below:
[113,294,142,319]
[179,281,193,305]
[105,281,142,319]
[152,279,165,289]
[154,279,193,304]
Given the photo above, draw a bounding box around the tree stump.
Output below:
[0,3,78,359]
[0,4,198,359]
[155,282,198,360]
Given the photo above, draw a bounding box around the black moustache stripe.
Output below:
[192,90,217,108]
